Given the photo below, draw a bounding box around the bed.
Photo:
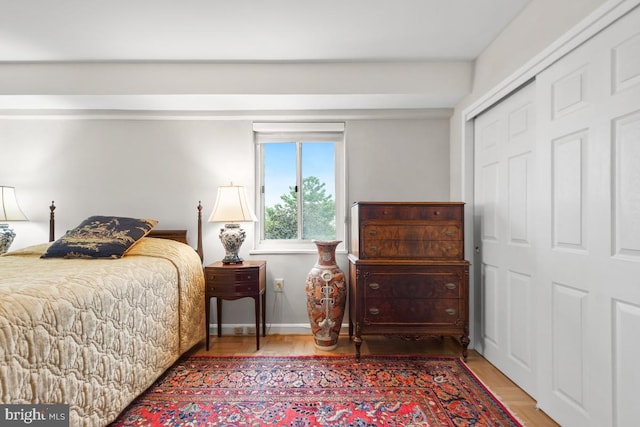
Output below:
[0,203,205,426]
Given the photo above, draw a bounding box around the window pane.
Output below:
[301,142,336,240]
[263,143,297,240]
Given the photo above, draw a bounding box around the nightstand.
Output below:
[204,260,266,351]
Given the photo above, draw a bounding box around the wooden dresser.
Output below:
[348,202,470,359]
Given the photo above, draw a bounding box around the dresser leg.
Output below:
[354,336,362,360]
[461,334,470,361]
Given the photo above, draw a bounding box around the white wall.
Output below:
[1,112,450,332]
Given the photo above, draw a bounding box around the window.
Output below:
[254,123,346,252]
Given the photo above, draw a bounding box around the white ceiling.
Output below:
[0,0,530,111]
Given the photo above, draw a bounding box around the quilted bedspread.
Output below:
[0,237,205,427]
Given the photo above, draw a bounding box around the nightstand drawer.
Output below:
[206,270,259,284]
[206,282,259,294]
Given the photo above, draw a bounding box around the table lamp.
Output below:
[0,186,28,255]
[208,185,257,264]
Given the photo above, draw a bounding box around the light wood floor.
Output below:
[190,333,558,426]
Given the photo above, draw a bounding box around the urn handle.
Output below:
[369,308,380,315]
[445,282,457,290]
[445,308,457,316]
[368,282,380,290]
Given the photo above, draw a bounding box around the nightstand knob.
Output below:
[369,308,380,315]
[368,282,380,290]
[445,283,457,290]
[445,308,457,316]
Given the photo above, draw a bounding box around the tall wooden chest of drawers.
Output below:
[348,202,470,359]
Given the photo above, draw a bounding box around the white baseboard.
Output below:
[209,323,350,336]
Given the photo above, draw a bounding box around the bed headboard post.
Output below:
[49,201,56,242]
[197,201,203,262]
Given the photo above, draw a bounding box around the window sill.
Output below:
[250,248,349,256]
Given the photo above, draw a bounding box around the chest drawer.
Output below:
[358,204,463,221]
[362,298,465,325]
[363,223,462,241]
[364,271,463,299]
[361,238,463,259]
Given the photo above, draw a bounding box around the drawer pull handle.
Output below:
[445,283,457,290]
[433,211,440,216]
[369,245,378,251]
[369,282,380,290]
[445,308,456,316]
[445,231,454,236]
[369,308,380,315]
[368,230,378,236]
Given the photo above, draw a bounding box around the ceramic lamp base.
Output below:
[0,223,16,255]
[219,223,246,264]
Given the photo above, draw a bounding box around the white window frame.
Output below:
[253,122,346,254]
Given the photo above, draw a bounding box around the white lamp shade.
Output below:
[0,186,28,221]
[208,185,257,223]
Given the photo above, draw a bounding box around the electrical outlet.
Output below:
[247,326,256,335]
[233,326,244,335]
[274,278,284,292]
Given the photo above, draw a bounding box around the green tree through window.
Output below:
[265,176,336,240]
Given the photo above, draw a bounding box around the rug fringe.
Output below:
[457,358,527,427]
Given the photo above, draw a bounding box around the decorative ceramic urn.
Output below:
[305,240,346,350]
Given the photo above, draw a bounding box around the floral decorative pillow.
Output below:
[41,216,158,259]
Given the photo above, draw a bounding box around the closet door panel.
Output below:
[474,82,537,398]
[536,5,640,426]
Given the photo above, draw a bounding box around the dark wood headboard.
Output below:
[48,201,204,261]
[147,229,188,244]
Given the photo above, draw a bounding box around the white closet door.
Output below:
[474,82,538,398]
[535,6,640,426]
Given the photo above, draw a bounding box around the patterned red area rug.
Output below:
[110,355,523,426]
